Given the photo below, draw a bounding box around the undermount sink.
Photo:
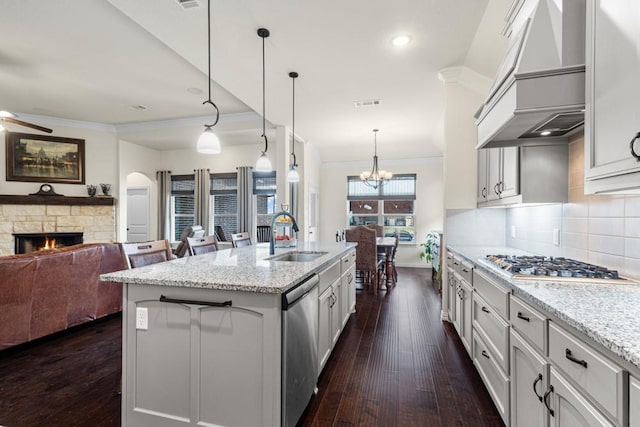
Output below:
[267,251,328,262]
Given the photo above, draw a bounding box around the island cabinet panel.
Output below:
[510,329,548,427]
[341,264,355,327]
[630,376,640,425]
[123,284,281,427]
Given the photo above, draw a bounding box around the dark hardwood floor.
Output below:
[0,268,502,427]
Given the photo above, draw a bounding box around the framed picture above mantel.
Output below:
[5,132,85,184]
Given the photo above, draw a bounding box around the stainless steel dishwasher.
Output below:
[282,273,319,427]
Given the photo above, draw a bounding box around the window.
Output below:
[170,175,195,242]
[209,173,237,241]
[347,174,417,243]
[254,171,276,227]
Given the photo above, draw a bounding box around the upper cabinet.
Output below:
[477,144,567,207]
[585,0,640,193]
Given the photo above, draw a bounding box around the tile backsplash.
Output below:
[505,134,640,280]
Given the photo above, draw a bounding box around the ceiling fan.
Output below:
[0,110,52,133]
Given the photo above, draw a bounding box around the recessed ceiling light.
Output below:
[540,130,552,136]
[391,34,412,47]
[187,87,204,95]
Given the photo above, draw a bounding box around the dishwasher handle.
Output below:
[282,274,319,310]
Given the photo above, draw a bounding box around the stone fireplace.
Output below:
[0,194,116,256]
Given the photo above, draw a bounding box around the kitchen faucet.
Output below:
[270,210,299,255]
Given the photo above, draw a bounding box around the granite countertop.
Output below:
[101,241,356,294]
[448,245,640,370]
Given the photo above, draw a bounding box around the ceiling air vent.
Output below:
[520,111,585,138]
[354,99,381,108]
[176,0,201,9]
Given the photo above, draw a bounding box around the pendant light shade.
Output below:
[287,71,300,183]
[197,0,221,154]
[197,126,221,154]
[255,28,272,172]
[360,129,392,189]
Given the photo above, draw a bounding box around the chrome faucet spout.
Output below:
[270,210,299,255]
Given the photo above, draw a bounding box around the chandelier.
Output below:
[360,129,392,189]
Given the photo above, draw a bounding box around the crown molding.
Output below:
[437,66,492,95]
[15,113,116,132]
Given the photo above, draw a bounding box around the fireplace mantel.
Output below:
[0,195,115,206]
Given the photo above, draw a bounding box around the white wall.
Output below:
[319,157,444,268]
[0,118,118,198]
[118,140,162,240]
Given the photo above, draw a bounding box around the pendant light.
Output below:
[255,28,272,172]
[287,71,300,183]
[360,129,392,189]
[196,0,221,154]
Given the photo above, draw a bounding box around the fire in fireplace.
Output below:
[13,233,84,254]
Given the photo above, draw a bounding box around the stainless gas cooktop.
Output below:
[482,254,630,283]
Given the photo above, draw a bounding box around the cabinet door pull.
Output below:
[543,385,554,417]
[159,295,232,308]
[462,268,469,273]
[565,348,588,368]
[630,132,640,161]
[481,350,490,359]
[532,373,543,402]
[517,312,530,322]
[494,182,501,196]
[481,306,490,314]
[499,181,505,193]
[481,187,487,198]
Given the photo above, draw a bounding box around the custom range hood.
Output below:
[476,0,585,149]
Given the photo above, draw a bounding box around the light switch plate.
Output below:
[511,226,516,239]
[136,307,148,330]
[553,228,560,246]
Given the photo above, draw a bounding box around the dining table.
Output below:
[377,236,397,291]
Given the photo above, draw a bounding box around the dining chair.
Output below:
[256,225,271,243]
[366,223,384,238]
[120,239,174,269]
[345,226,385,294]
[214,225,227,242]
[173,225,205,258]
[231,232,252,248]
[187,235,218,256]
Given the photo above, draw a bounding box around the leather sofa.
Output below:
[0,243,126,350]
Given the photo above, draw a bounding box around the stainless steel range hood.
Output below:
[476,0,586,149]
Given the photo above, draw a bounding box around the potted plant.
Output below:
[420,231,441,287]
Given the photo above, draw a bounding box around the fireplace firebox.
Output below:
[13,233,84,254]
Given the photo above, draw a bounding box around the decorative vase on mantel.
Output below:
[99,183,111,197]
[86,185,97,197]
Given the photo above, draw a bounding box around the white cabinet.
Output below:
[341,264,355,328]
[123,284,280,427]
[547,367,615,427]
[318,285,333,372]
[585,0,640,194]
[477,145,568,207]
[510,329,548,427]
[477,148,489,203]
[459,278,473,354]
[630,376,640,426]
[479,147,519,202]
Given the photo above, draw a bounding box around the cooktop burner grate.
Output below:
[484,255,624,281]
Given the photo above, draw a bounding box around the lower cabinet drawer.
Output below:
[473,292,510,374]
[473,269,509,319]
[510,295,547,355]
[548,322,626,425]
[473,332,509,425]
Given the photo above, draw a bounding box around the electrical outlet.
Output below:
[136,307,148,330]
[511,226,516,239]
[553,228,560,246]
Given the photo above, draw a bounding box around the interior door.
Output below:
[127,187,150,242]
[308,186,319,242]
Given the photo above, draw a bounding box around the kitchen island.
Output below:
[101,241,356,427]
